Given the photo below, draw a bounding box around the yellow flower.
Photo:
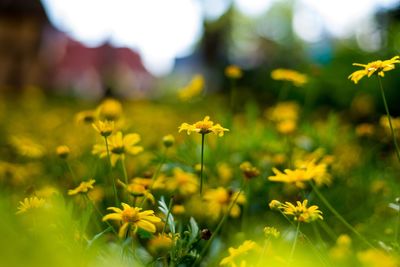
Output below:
[220,240,258,267]
[179,116,229,137]
[75,110,96,124]
[263,227,280,239]
[97,98,123,120]
[276,120,296,134]
[348,56,400,84]
[357,249,398,267]
[68,179,96,195]
[178,74,205,101]
[273,199,323,223]
[271,68,308,86]
[239,162,260,180]
[165,168,199,196]
[56,145,70,159]
[204,187,245,220]
[162,134,175,148]
[10,136,45,159]
[225,65,243,79]
[92,120,114,137]
[16,197,46,214]
[329,234,352,261]
[148,233,175,256]
[92,131,143,166]
[266,101,299,122]
[268,200,282,210]
[268,168,312,188]
[102,203,161,238]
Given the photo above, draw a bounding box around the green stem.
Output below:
[105,137,119,205]
[230,79,236,111]
[278,82,290,102]
[193,188,243,266]
[140,148,168,208]
[200,133,205,195]
[84,194,118,235]
[378,77,400,162]
[310,182,375,249]
[257,238,270,267]
[121,158,128,185]
[162,197,174,234]
[288,221,300,264]
[66,161,77,181]
[395,201,400,245]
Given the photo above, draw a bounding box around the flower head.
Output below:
[16,197,46,214]
[56,145,70,159]
[97,98,123,120]
[204,187,245,220]
[271,68,308,86]
[240,162,260,180]
[92,131,143,166]
[225,65,243,79]
[103,203,161,238]
[162,134,175,148]
[179,116,229,137]
[220,240,258,267]
[264,226,280,239]
[348,56,400,84]
[92,120,114,137]
[178,74,205,101]
[272,199,323,223]
[68,179,96,195]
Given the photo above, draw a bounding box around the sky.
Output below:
[41,0,400,76]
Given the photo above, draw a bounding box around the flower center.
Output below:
[121,207,140,223]
[111,146,125,154]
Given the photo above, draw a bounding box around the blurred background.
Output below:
[1,0,400,113]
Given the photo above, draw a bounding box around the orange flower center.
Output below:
[122,207,140,223]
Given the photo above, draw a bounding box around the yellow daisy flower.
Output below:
[68,179,96,195]
[271,199,323,223]
[16,196,46,214]
[102,203,161,238]
[92,131,143,166]
[92,120,114,137]
[204,187,245,220]
[220,240,258,267]
[178,74,205,101]
[178,116,229,137]
[271,68,308,86]
[225,65,243,79]
[348,56,400,84]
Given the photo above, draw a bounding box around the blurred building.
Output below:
[0,0,153,98]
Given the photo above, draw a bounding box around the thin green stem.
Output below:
[257,238,271,267]
[140,148,168,208]
[193,188,243,266]
[121,158,128,185]
[395,202,400,245]
[278,82,291,102]
[378,77,400,162]
[310,182,375,249]
[84,194,118,235]
[162,197,174,234]
[105,137,119,205]
[200,133,205,195]
[288,221,301,265]
[65,161,77,181]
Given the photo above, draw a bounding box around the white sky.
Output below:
[41,0,400,76]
